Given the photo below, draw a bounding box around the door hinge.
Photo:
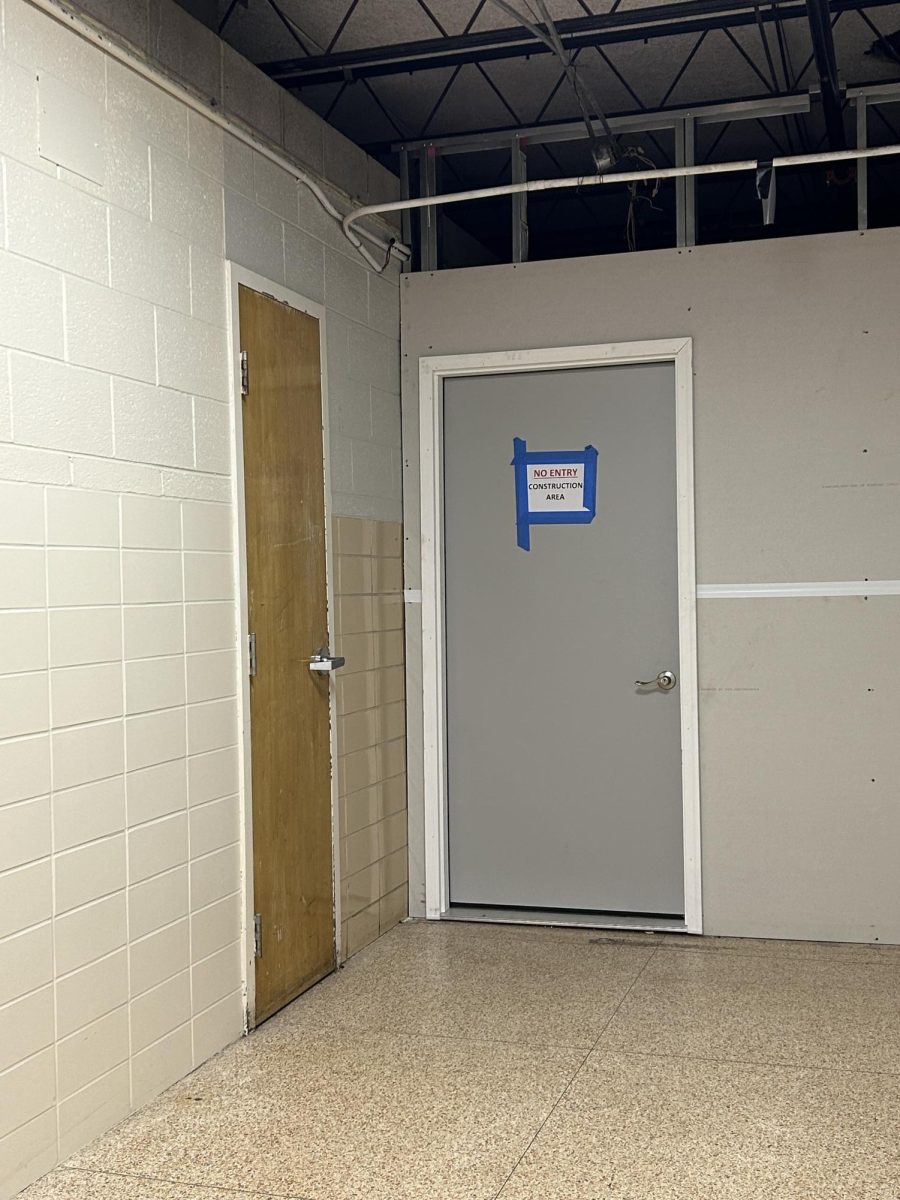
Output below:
[248,632,257,678]
[253,913,262,958]
[240,350,249,396]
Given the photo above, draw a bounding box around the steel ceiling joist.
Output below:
[378,80,900,159]
[806,0,848,151]
[389,91,819,154]
[259,0,899,86]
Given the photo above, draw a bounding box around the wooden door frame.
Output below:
[226,264,341,1029]
[418,339,703,934]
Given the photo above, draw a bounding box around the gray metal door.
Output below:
[443,364,684,915]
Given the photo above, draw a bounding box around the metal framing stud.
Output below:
[511,137,529,263]
[675,116,697,247]
[419,147,438,271]
[855,95,868,231]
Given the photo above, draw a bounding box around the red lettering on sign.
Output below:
[531,466,580,479]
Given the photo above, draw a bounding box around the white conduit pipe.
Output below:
[345,142,900,268]
[26,0,409,271]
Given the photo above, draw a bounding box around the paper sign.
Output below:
[526,462,587,513]
[511,438,598,551]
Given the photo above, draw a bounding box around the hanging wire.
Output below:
[488,0,668,245]
[487,0,618,167]
[622,147,662,250]
[531,0,616,152]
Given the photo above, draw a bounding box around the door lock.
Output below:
[635,670,677,692]
[306,646,346,673]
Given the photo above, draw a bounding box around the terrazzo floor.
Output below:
[23,920,900,1200]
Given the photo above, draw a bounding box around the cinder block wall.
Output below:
[0,0,405,1193]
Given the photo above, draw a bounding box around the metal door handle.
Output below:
[306,646,346,673]
[635,670,677,691]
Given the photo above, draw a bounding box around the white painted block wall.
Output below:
[0,0,402,1193]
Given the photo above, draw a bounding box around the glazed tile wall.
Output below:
[334,517,408,959]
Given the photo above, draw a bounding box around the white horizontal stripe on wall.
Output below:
[697,581,900,599]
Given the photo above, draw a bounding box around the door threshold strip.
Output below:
[440,906,688,933]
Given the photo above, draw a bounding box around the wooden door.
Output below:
[240,285,335,1025]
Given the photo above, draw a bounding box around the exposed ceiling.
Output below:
[182,0,900,262]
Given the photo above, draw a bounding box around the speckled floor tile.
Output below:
[67,1027,586,1200]
[20,1168,292,1199]
[264,919,654,1048]
[30,924,900,1200]
[498,1050,900,1199]
[601,947,900,1072]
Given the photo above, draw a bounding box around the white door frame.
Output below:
[227,264,342,1029]
[419,338,702,933]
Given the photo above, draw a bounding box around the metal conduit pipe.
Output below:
[25,0,410,272]
[345,143,900,268]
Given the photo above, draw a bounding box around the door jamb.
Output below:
[226,264,341,1030]
[418,339,702,933]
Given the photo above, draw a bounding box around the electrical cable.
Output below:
[532,0,617,152]
[487,0,618,165]
[621,147,661,250]
[487,0,670,246]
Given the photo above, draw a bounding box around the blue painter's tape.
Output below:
[511,438,598,551]
[512,437,531,551]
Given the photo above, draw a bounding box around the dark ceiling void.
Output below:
[186,0,900,267]
[257,0,899,86]
[393,92,900,267]
[178,0,219,24]
[437,153,890,267]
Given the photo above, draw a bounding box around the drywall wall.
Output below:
[0,0,403,1194]
[401,226,900,946]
